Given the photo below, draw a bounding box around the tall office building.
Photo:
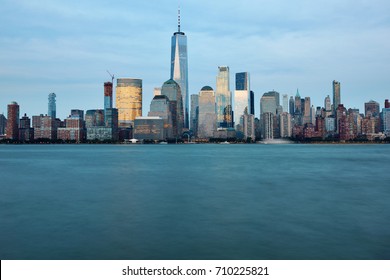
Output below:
[324,95,332,117]
[250,90,255,115]
[161,79,184,138]
[365,100,380,117]
[333,80,341,115]
[6,102,20,140]
[85,110,105,128]
[382,108,390,135]
[303,97,311,124]
[71,109,84,120]
[148,95,173,139]
[289,96,295,115]
[104,82,113,121]
[294,89,301,114]
[261,112,274,139]
[190,94,199,137]
[170,7,189,129]
[116,78,142,127]
[48,93,56,119]
[260,91,278,115]
[19,113,34,142]
[0,114,6,135]
[234,72,250,125]
[385,99,390,109]
[282,94,288,113]
[33,115,57,140]
[280,112,292,138]
[216,66,232,128]
[198,86,217,139]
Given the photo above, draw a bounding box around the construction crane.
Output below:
[106,70,114,85]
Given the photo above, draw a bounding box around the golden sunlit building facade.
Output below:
[116,78,142,127]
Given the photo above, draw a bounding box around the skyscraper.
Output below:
[104,82,113,121]
[260,91,278,115]
[382,108,390,135]
[234,72,250,126]
[161,79,184,138]
[170,7,189,129]
[116,78,142,127]
[289,96,295,115]
[148,95,173,139]
[303,97,311,124]
[294,89,301,113]
[333,80,341,115]
[19,113,34,142]
[198,86,217,139]
[365,100,380,117]
[48,93,56,119]
[6,102,19,140]
[250,91,255,115]
[190,94,199,137]
[0,114,6,135]
[282,94,288,113]
[216,66,232,128]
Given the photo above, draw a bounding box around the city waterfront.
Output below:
[0,144,389,260]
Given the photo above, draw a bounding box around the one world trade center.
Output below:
[170,7,189,129]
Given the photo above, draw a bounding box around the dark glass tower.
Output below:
[170,7,189,129]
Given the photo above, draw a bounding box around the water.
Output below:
[0,144,389,260]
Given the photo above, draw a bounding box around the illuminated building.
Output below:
[216,66,232,128]
[116,78,142,127]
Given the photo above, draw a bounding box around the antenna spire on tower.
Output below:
[178,4,181,32]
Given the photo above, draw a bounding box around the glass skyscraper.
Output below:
[48,93,56,119]
[161,79,183,138]
[234,72,250,125]
[190,94,199,137]
[198,86,217,139]
[216,66,232,128]
[170,8,189,129]
[116,78,142,128]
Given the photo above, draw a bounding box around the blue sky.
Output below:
[1,0,390,119]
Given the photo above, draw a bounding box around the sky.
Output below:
[1,0,390,120]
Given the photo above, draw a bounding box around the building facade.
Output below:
[161,79,184,138]
[0,114,7,135]
[216,66,232,128]
[198,86,217,139]
[133,117,165,141]
[234,72,250,126]
[333,80,341,115]
[58,116,85,142]
[116,78,142,128]
[6,102,20,140]
[148,95,173,139]
[19,113,34,141]
[190,94,199,137]
[48,93,56,119]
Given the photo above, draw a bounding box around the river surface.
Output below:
[0,144,389,259]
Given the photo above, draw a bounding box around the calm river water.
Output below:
[0,144,389,259]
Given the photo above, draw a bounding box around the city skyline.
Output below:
[1,0,390,119]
